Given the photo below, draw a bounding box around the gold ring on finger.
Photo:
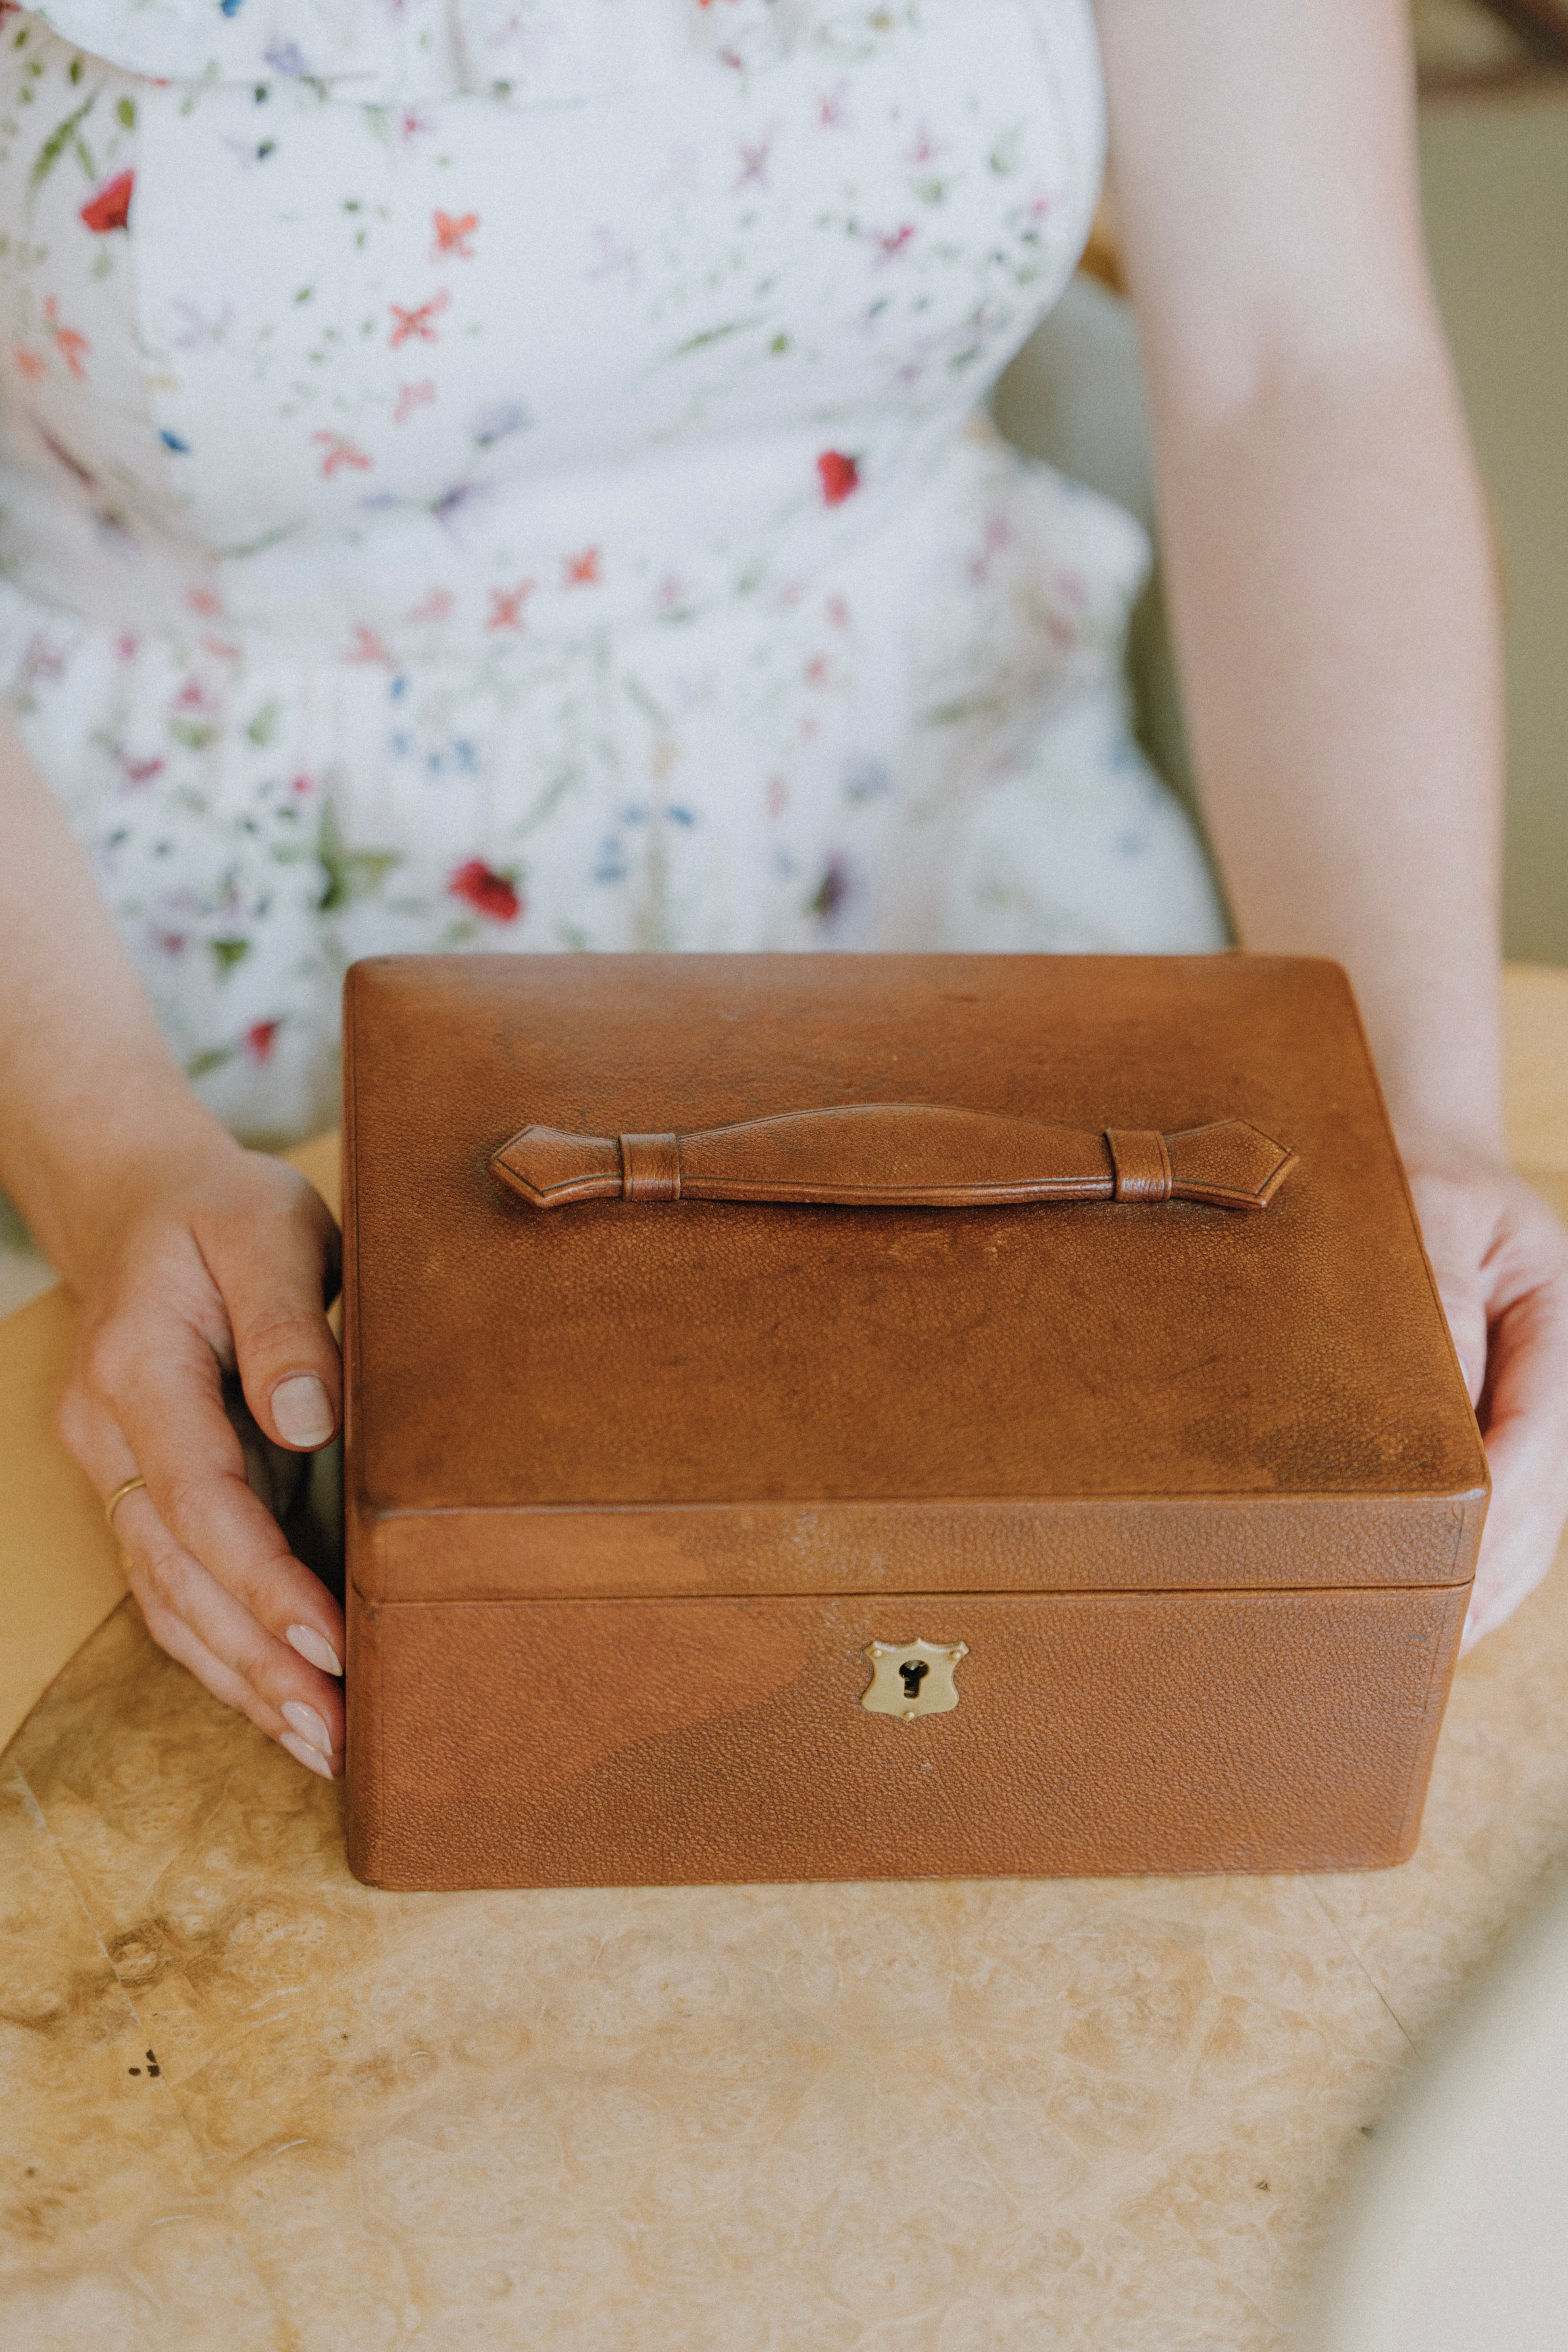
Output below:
[104,1474,148,1539]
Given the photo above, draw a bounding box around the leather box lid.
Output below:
[342,953,1487,1584]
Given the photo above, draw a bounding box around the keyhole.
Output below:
[899,1659,929,1701]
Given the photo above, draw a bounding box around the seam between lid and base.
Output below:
[348,1577,1477,1610]
[351,1484,1491,1517]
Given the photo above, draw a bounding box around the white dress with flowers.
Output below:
[0,0,1223,1140]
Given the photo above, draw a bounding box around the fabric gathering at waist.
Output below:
[0,414,1008,669]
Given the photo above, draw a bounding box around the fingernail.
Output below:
[281,1701,334,1757]
[280,1731,335,1781]
[271,1374,335,1450]
[286,1624,342,1676]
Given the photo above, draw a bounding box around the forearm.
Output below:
[1148,340,1505,1162]
[0,710,226,1287]
[1093,0,1505,1166]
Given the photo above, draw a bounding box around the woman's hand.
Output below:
[1407,1153,1568,1652]
[54,1129,347,1776]
[0,718,345,1773]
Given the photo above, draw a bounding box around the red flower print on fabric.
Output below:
[389,290,450,349]
[736,133,775,190]
[245,1020,281,1062]
[487,581,535,632]
[312,431,373,478]
[80,170,134,233]
[393,380,436,425]
[407,587,454,623]
[43,298,89,380]
[817,450,860,506]
[432,211,478,260]
[449,860,522,922]
[564,547,601,587]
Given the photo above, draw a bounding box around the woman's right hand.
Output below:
[0,715,346,1775]
[53,1127,348,1779]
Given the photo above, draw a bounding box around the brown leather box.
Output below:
[341,953,1486,1891]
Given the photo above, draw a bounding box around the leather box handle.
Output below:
[490,1105,1296,1212]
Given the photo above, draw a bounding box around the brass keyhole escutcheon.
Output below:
[861,1640,968,1722]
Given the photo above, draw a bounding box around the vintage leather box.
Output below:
[342,953,1486,1891]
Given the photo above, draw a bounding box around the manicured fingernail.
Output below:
[271,1374,335,1449]
[279,1731,335,1780]
[286,1624,342,1676]
[282,1701,334,1757]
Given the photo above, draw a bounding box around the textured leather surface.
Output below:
[362,1492,1485,1604]
[344,954,1484,1517]
[342,952,1486,1887]
[346,1579,1468,1891]
[489,1106,1294,1211]
[1106,1125,1175,1205]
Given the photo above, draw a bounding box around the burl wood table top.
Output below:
[4,969,1567,2352]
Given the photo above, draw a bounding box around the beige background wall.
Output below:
[1420,90,1568,966]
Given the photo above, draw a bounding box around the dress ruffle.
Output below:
[20,0,914,103]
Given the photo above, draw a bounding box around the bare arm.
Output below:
[0,714,230,1279]
[0,717,347,1769]
[1096,0,1568,1637]
[1098,0,1500,1145]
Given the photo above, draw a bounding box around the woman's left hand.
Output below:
[1407,1154,1568,1652]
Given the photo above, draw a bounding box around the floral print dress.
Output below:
[0,0,1223,1141]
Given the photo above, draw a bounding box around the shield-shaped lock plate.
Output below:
[860,1638,969,1722]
